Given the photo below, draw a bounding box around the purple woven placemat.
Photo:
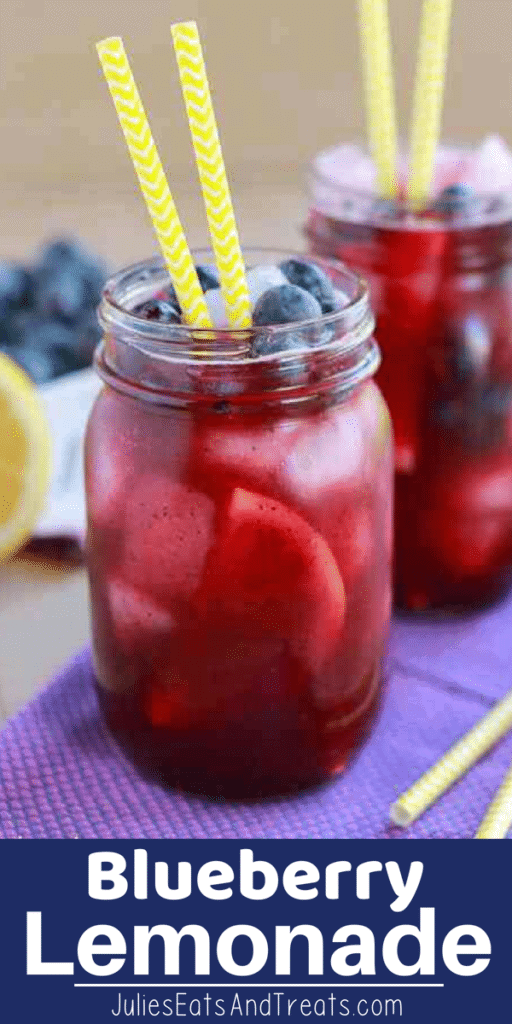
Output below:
[1,594,512,839]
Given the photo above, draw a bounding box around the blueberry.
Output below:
[36,238,82,270]
[33,236,107,319]
[431,398,459,428]
[479,382,512,416]
[372,198,403,221]
[47,343,83,376]
[279,258,337,314]
[162,284,179,308]
[433,183,475,216]
[35,237,105,278]
[0,263,32,317]
[0,313,24,347]
[446,315,491,382]
[253,284,322,327]
[80,254,108,302]
[0,237,109,380]
[36,268,89,324]
[195,264,219,292]
[251,285,323,357]
[431,379,512,451]
[133,298,181,323]
[20,315,79,353]
[250,331,308,357]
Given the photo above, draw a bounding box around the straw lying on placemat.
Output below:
[475,758,512,839]
[391,686,512,830]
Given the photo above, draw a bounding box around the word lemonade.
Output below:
[308,0,512,610]
[87,25,392,796]
[27,851,491,980]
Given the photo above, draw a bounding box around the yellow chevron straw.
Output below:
[390,687,512,827]
[96,37,212,328]
[475,759,512,839]
[356,0,398,199]
[407,0,453,209]
[171,21,252,329]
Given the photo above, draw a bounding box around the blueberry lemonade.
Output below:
[91,26,393,797]
[86,252,393,797]
[307,140,512,611]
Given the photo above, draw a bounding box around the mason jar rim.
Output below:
[309,140,512,232]
[98,247,374,364]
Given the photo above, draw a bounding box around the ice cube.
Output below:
[204,268,289,327]
[310,139,512,209]
[283,408,366,502]
[195,418,302,493]
[466,135,512,195]
[424,145,472,195]
[313,144,377,195]
[245,265,288,307]
[204,287,229,328]
[108,578,176,652]
[311,143,413,217]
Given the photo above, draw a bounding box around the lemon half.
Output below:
[0,351,51,560]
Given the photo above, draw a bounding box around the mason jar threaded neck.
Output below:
[96,248,379,408]
[307,145,512,276]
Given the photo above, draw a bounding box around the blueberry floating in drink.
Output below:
[133,298,181,323]
[279,257,338,314]
[432,182,475,216]
[251,283,322,356]
[195,264,220,292]
[251,281,322,326]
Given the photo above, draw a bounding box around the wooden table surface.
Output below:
[0,179,304,722]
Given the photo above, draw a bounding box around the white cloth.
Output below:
[35,367,102,542]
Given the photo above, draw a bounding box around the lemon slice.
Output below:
[0,351,51,560]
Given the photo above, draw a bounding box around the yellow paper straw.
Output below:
[475,759,512,839]
[390,687,512,827]
[96,37,212,328]
[407,0,453,208]
[356,0,398,198]
[171,21,251,329]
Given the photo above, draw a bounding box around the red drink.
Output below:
[306,146,512,611]
[85,250,392,798]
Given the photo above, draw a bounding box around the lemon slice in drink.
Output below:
[0,351,51,560]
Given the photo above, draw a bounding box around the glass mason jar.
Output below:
[85,248,393,799]
[306,150,512,612]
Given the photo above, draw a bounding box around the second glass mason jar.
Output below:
[85,249,393,798]
[306,149,512,612]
